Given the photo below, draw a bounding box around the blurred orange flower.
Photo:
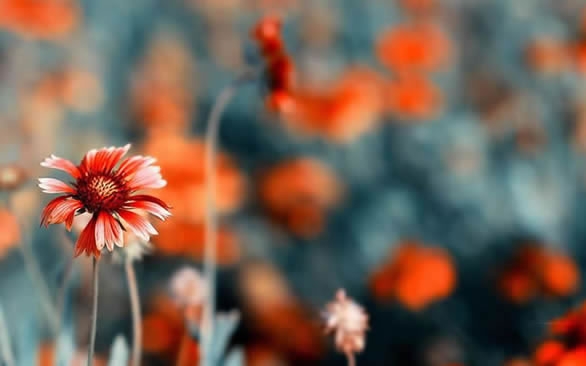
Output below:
[384,73,443,121]
[534,340,565,365]
[557,348,586,366]
[37,341,55,366]
[153,219,240,265]
[0,209,20,259]
[143,294,193,363]
[0,0,79,40]
[176,331,200,366]
[239,261,294,312]
[258,158,343,237]
[252,302,325,361]
[505,358,533,366]
[280,68,385,142]
[246,343,287,366]
[376,22,452,74]
[525,37,569,75]
[142,134,246,222]
[370,241,456,311]
[498,245,580,304]
[573,41,586,74]
[131,34,196,134]
[238,261,324,361]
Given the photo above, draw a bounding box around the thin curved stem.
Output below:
[346,351,356,366]
[0,302,15,366]
[125,259,142,366]
[87,258,99,366]
[201,73,253,366]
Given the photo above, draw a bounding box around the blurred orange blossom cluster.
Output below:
[370,240,456,311]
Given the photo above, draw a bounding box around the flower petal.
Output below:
[41,196,83,227]
[74,214,101,258]
[103,144,131,173]
[94,212,106,250]
[126,166,167,190]
[124,195,171,220]
[118,209,158,242]
[93,145,131,174]
[117,155,156,180]
[40,155,81,179]
[79,148,98,175]
[38,178,76,194]
[95,211,122,251]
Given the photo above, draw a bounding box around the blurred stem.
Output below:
[346,352,356,366]
[56,251,74,336]
[8,193,60,336]
[54,256,73,366]
[0,303,15,366]
[17,238,60,335]
[125,258,142,366]
[201,72,254,366]
[87,258,99,366]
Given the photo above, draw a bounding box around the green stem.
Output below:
[87,258,99,366]
[125,259,142,366]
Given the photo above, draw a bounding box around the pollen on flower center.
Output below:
[76,174,128,212]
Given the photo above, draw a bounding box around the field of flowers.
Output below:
[2,0,586,365]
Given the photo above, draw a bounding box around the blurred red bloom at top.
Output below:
[280,68,385,142]
[252,15,297,113]
[376,22,452,74]
[370,240,456,311]
[39,145,171,258]
[0,0,79,40]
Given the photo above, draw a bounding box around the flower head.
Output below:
[39,144,171,258]
[323,289,368,356]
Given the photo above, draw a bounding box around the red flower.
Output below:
[39,144,171,258]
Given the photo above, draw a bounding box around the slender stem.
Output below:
[125,259,142,366]
[87,258,99,366]
[201,73,253,366]
[346,351,356,366]
[0,303,15,366]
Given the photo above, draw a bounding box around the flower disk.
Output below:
[39,144,171,258]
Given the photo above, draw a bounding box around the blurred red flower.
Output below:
[376,22,452,74]
[370,240,456,311]
[258,158,343,237]
[0,0,79,40]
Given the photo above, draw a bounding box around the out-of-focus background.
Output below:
[3,0,586,365]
